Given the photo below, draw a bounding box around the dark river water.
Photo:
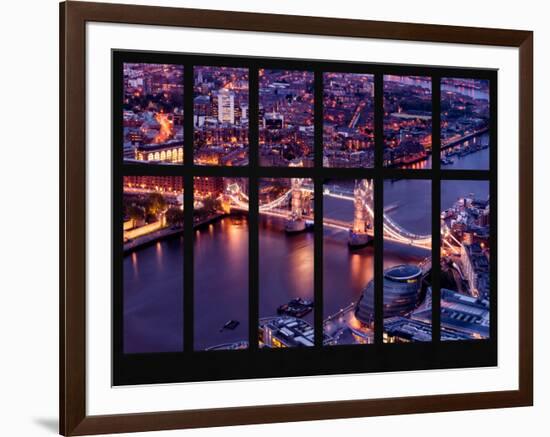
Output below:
[123,237,184,353]
[123,148,491,352]
[441,133,490,170]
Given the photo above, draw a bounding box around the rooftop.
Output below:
[385,264,422,281]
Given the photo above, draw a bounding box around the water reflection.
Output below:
[259,217,314,324]
[123,177,489,350]
[194,216,249,350]
[123,236,184,353]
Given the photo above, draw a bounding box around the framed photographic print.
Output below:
[60,1,533,435]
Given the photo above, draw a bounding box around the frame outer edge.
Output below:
[518,32,534,405]
[61,1,88,435]
[59,2,66,434]
[71,390,528,436]
[67,1,531,47]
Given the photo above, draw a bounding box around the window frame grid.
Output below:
[113,50,496,385]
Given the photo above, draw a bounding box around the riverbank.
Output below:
[441,127,489,151]
[123,226,183,253]
[124,211,242,254]
[385,129,488,169]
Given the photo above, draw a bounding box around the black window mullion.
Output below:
[374,73,384,344]
[248,68,259,350]
[314,177,324,347]
[113,55,124,359]
[247,177,258,350]
[431,75,442,343]
[183,64,194,352]
[313,70,324,347]
[489,74,498,342]
[184,64,194,166]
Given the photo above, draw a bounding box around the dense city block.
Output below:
[259,69,314,167]
[323,73,375,168]
[383,75,432,169]
[441,78,490,170]
[194,67,249,166]
[123,63,184,164]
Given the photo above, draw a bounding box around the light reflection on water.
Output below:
[124,177,488,351]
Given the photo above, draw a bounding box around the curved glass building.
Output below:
[355,264,423,325]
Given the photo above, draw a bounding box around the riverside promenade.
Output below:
[123,212,231,253]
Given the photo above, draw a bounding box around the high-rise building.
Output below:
[217,88,235,124]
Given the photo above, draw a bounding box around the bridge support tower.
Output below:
[348,179,373,248]
[285,178,307,233]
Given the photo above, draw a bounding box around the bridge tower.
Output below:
[290,178,303,219]
[220,195,232,214]
[221,183,241,214]
[285,178,307,233]
[348,179,373,248]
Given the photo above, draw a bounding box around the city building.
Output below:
[440,288,490,339]
[383,317,432,343]
[441,191,491,302]
[134,139,184,163]
[193,67,249,166]
[217,88,235,124]
[259,69,314,167]
[194,177,225,197]
[460,242,490,299]
[259,317,315,348]
[355,264,423,325]
[383,76,432,167]
[381,286,490,341]
[263,111,284,129]
[123,175,182,193]
[123,63,184,164]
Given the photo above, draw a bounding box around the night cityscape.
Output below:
[122,176,184,353]
[440,78,490,170]
[259,178,315,348]
[383,75,432,168]
[120,66,490,171]
[323,179,374,345]
[380,180,432,343]
[337,179,433,343]
[193,67,249,166]
[122,63,184,164]
[120,63,493,354]
[193,176,249,350]
[259,69,314,167]
[440,180,490,340]
[323,73,375,168]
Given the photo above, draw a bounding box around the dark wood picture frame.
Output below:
[60,1,533,435]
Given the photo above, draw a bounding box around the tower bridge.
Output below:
[224,180,432,250]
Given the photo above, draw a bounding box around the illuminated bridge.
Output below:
[223,179,432,250]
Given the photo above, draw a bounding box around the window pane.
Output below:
[123,63,184,164]
[384,75,432,169]
[323,73,375,168]
[258,178,315,348]
[441,180,490,340]
[259,69,314,167]
[324,179,375,345]
[123,176,184,353]
[194,67,249,166]
[383,179,432,343]
[440,78,490,170]
[193,177,249,350]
